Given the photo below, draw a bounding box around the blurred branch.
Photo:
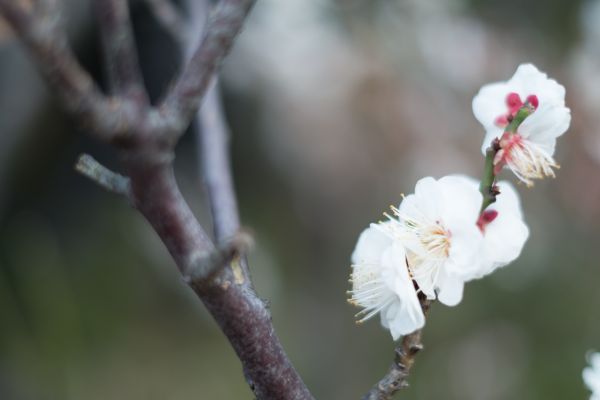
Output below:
[0,1,316,399]
[0,0,137,140]
[159,0,256,134]
[93,0,148,100]
[362,297,433,400]
[75,154,132,199]
[199,80,242,244]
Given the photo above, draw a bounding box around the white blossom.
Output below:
[384,175,485,306]
[472,63,571,186]
[349,224,425,339]
[583,352,600,400]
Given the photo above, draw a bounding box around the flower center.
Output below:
[420,222,451,259]
[493,131,559,186]
[494,92,539,127]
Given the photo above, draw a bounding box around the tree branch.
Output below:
[94,0,148,101]
[125,163,314,399]
[75,153,132,199]
[199,79,243,243]
[362,297,433,400]
[2,1,316,398]
[0,0,138,140]
[159,0,256,134]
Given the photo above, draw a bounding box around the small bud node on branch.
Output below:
[184,229,254,284]
[75,153,132,199]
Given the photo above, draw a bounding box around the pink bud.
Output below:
[526,94,539,109]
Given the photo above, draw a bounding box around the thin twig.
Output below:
[362,297,433,400]
[199,80,243,243]
[75,154,132,199]
[159,0,256,134]
[94,0,148,101]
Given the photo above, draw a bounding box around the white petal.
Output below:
[351,224,392,266]
[445,223,485,279]
[482,214,529,275]
[436,269,464,307]
[591,353,600,370]
[493,181,524,218]
[584,366,600,395]
[519,105,571,155]
[438,175,482,228]
[381,295,425,340]
[380,243,425,339]
[510,63,566,108]
[472,81,510,130]
[481,181,529,274]
[411,176,443,219]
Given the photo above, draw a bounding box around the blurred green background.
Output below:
[1,0,600,398]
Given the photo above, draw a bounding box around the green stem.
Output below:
[479,144,498,212]
[478,104,535,213]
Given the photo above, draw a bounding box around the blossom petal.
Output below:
[380,243,425,339]
[510,64,565,108]
[436,269,464,307]
[351,224,392,266]
[481,181,529,275]
[438,175,482,228]
[519,105,571,155]
[472,81,509,130]
[410,176,443,219]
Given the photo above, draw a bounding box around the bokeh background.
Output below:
[1,0,600,398]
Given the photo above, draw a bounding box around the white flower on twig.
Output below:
[472,63,571,186]
[384,175,484,306]
[349,224,425,340]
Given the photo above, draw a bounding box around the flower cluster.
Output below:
[349,64,570,340]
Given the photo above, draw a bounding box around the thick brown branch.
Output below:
[159,0,256,134]
[94,0,148,101]
[362,297,433,400]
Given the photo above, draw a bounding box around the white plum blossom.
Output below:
[384,175,485,306]
[472,63,571,186]
[349,224,425,340]
[349,175,530,339]
[583,352,600,400]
